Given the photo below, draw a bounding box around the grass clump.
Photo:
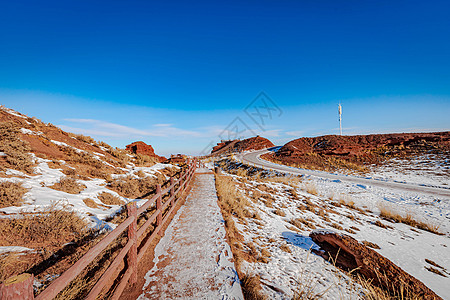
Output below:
[0,121,34,172]
[215,175,251,219]
[59,146,104,170]
[0,203,89,249]
[97,192,124,206]
[274,208,286,217]
[50,177,86,194]
[378,204,442,235]
[362,240,380,249]
[0,181,28,208]
[240,274,266,300]
[134,153,158,167]
[304,182,318,195]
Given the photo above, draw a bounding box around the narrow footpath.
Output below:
[137,167,243,300]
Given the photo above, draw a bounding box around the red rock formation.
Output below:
[211,136,274,155]
[310,231,442,300]
[125,141,165,162]
[265,132,450,170]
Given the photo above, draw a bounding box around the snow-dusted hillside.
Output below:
[216,156,450,299]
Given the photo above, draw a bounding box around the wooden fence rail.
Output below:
[0,159,198,300]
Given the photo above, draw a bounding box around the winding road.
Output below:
[237,149,450,198]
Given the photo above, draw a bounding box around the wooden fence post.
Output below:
[127,203,137,285]
[170,177,175,206]
[156,184,162,235]
[0,273,34,300]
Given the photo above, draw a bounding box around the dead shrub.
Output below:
[50,177,86,194]
[107,174,164,199]
[107,147,130,166]
[88,168,111,180]
[134,153,158,167]
[74,134,96,144]
[0,121,34,172]
[59,146,104,170]
[97,192,124,206]
[0,181,28,208]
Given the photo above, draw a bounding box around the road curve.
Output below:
[238,149,450,198]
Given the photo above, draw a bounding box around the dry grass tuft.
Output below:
[241,274,266,300]
[215,175,251,219]
[280,244,291,253]
[74,133,96,144]
[268,176,302,188]
[260,193,275,208]
[378,204,443,235]
[83,198,99,209]
[424,266,447,277]
[330,222,343,230]
[58,145,104,170]
[0,203,89,249]
[0,181,28,208]
[362,240,381,249]
[290,217,317,230]
[107,173,165,199]
[355,273,423,300]
[0,121,34,172]
[134,153,158,167]
[304,182,318,195]
[274,208,286,217]
[97,192,124,206]
[50,177,86,194]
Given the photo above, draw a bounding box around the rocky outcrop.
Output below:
[211,136,274,155]
[310,230,441,300]
[125,141,165,162]
[265,132,450,171]
[278,132,450,158]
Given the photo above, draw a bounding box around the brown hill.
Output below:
[126,141,166,162]
[211,136,274,155]
[0,106,163,177]
[262,132,450,172]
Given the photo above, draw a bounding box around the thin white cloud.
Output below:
[60,119,201,138]
[285,130,305,137]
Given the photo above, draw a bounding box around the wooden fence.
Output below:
[0,159,198,300]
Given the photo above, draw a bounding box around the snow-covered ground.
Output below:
[219,157,450,299]
[368,154,450,188]
[139,168,243,300]
[0,153,177,232]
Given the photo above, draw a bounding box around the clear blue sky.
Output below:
[1,0,449,156]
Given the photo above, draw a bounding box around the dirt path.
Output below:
[137,168,243,300]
